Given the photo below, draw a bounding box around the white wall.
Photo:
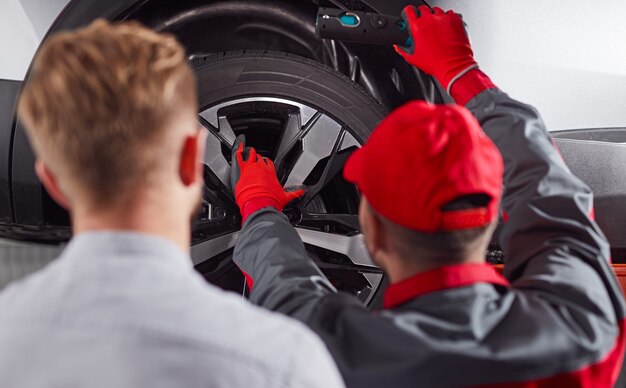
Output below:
[0,0,69,81]
[432,0,626,131]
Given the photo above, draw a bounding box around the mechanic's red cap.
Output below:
[344,101,503,232]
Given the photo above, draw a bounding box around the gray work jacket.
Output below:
[233,89,626,387]
[0,232,345,388]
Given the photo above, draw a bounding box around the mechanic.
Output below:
[229,6,626,387]
[0,20,344,388]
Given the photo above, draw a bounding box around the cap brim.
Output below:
[343,148,366,185]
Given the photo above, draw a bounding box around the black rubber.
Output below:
[192,51,387,307]
[192,50,387,144]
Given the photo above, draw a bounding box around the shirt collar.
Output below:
[383,263,509,309]
[60,231,192,268]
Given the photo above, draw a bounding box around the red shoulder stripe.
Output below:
[478,319,625,388]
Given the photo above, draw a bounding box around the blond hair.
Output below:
[18,19,197,205]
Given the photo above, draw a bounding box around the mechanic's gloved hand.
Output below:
[395,5,497,105]
[230,134,304,223]
[395,5,477,93]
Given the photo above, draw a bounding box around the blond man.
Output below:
[0,20,344,388]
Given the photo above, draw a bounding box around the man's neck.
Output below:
[385,254,486,284]
[71,200,191,253]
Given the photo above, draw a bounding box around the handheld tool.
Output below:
[315,3,429,46]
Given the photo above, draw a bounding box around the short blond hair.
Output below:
[18,19,197,205]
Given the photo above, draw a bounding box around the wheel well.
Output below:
[23,0,439,235]
[123,0,440,110]
[127,0,322,59]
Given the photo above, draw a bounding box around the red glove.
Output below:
[394,6,495,104]
[230,135,304,223]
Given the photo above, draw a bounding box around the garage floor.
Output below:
[0,239,62,289]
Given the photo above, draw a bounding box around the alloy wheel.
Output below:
[190,96,383,304]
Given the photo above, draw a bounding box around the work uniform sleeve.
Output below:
[233,213,398,386]
[233,207,360,321]
[466,88,626,341]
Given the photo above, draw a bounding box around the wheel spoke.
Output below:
[196,118,238,211]
[302,129,361,204]
[198,118,233,192]
[300,213,360,231]
[314,262,381,275]
[199,104,236,148]
[284,114,343,187]
[300,129,345,202]
[202,182,234,210]
[191,232,240,266]
[199,104,224,129]
[217,115,237,146]
[362,272,384,295]
[295,227,377,268]
[198,116,231,148]
[274,111,311,171]
[339,130,360,151]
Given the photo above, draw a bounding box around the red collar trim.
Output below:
[383,263,509,309]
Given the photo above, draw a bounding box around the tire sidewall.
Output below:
[192,52,387,143]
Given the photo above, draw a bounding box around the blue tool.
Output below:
[315,5,427,47]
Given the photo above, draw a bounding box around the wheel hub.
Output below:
[191,96,383,304]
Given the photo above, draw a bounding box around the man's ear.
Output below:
[35,160,70,209]
[369,208,388,257]
[359,198,386,258]
[179,130,205,187]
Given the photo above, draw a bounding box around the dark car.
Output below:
[1,0,625,306]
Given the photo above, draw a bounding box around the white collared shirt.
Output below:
[0,232,344,388]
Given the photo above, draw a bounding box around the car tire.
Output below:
[191,50,388,307]
[191,50,386,141]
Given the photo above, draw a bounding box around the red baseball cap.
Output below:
[344,101,503,232]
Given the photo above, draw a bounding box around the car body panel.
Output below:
[11,120,43,225]
[553,131,626,257]
[0,80,21,223]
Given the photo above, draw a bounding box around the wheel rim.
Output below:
[190,96,383,304]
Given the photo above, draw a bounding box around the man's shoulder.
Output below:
[129,279,342,386]
[182,295,343,386]
[181,283,328,352]
[0,253,64,308]
[0,260,342,387]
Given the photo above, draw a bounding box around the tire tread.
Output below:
[191,50,387,121]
